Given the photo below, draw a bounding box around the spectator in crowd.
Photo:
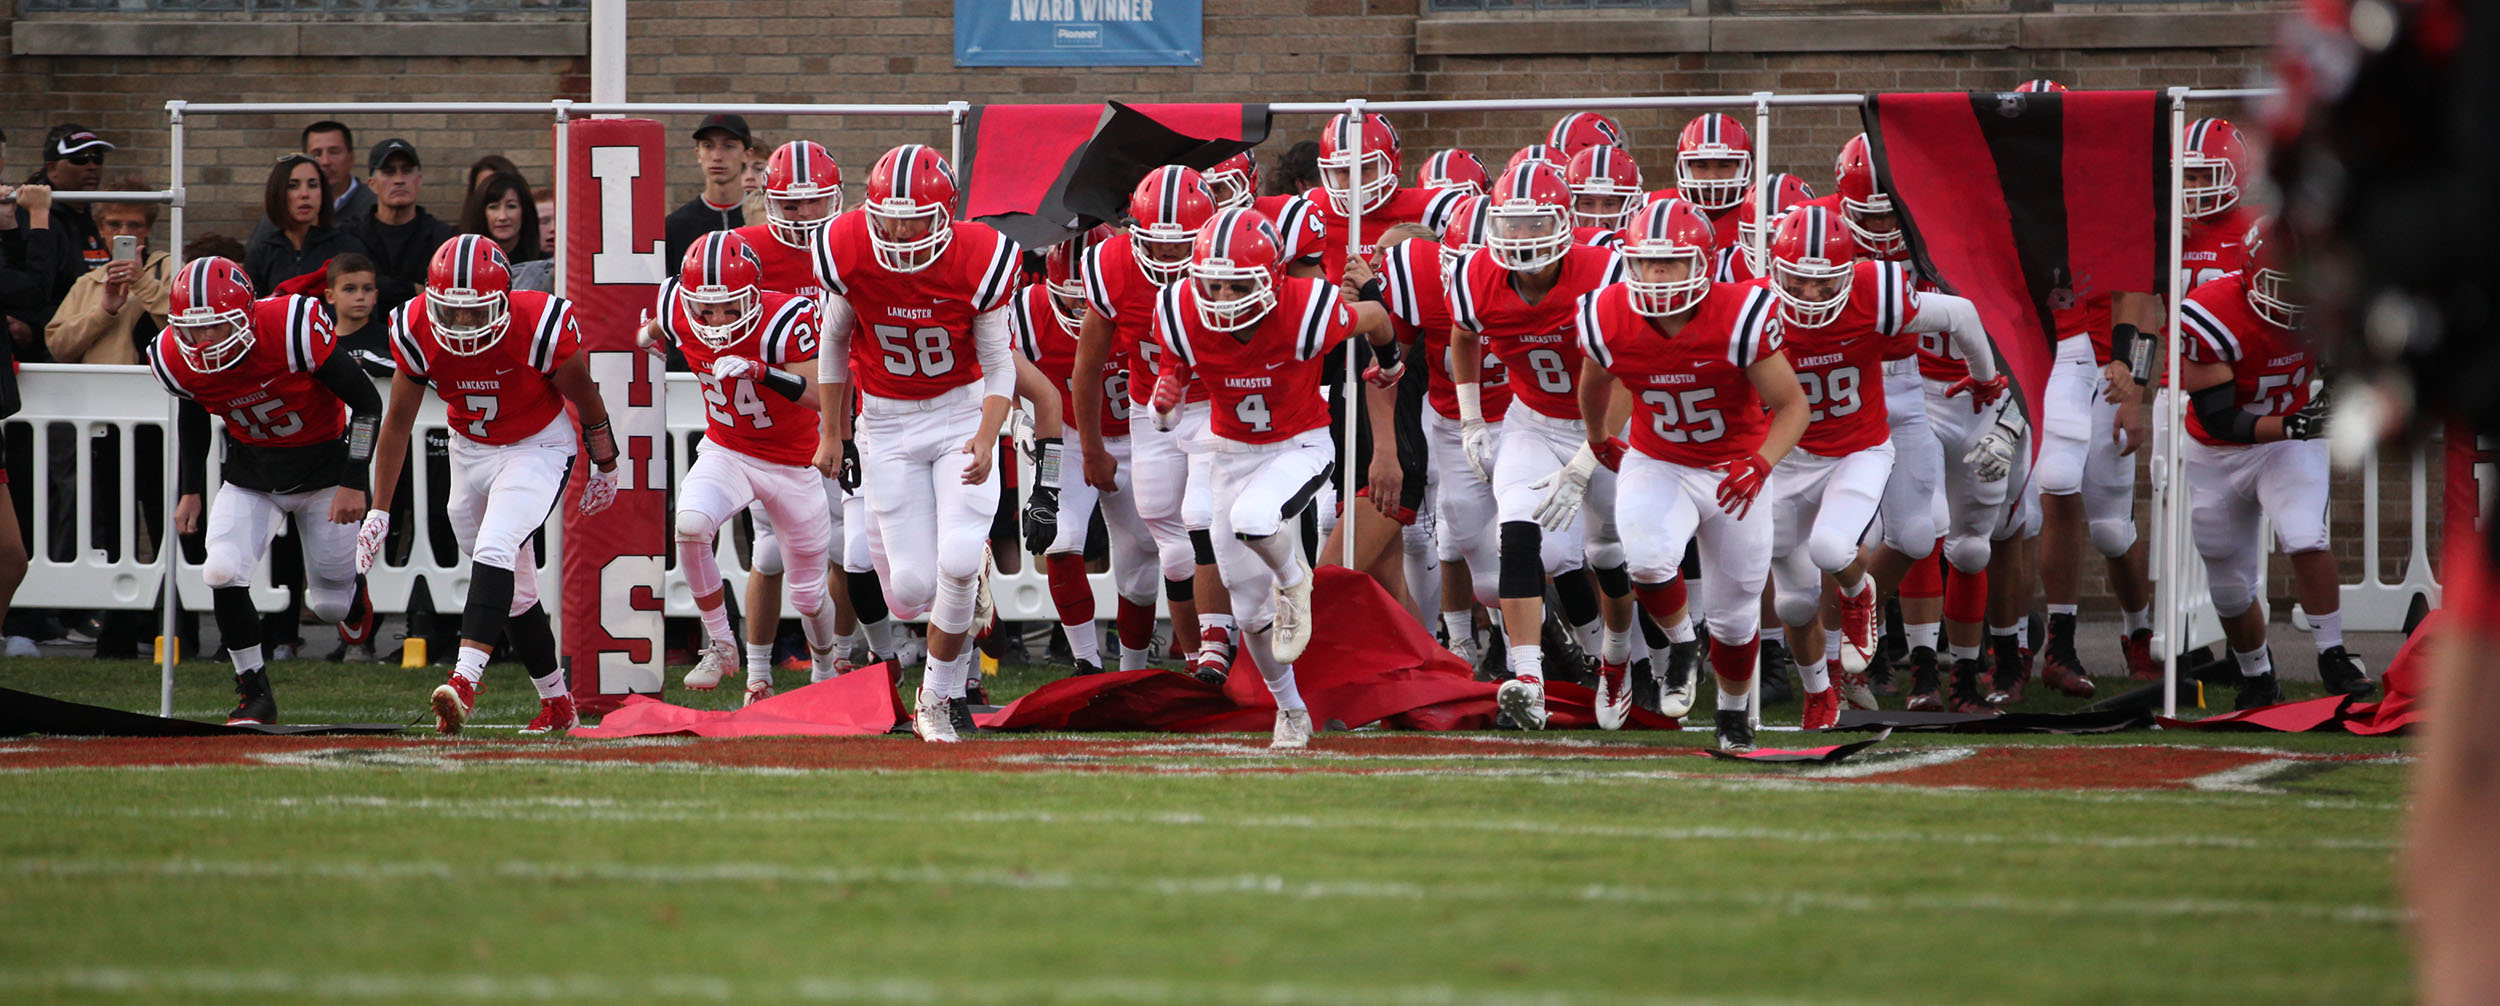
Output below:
[533,186,558,258]
[663,113,752,268]
[467,154,521,196]
[1,135,58,361]
[325,252,391,376]
[339,138,453,320]
[44,178,169,366]
[1266,140,1322,197]
[17,124,114,326]
[245,153,368,294]
[301,121,376,223]
[460,171,545,265]
[741,150,771,223]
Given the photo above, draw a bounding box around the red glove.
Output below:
[1152,364,1190,413]
[1363,359,1403,390]
[1946,374,2009,412]
[1593,437,1627,472]
[1712,453,1772,519]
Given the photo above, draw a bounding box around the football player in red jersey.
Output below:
[1014,229,1162,676]
[1564,144,1644,234]
[364,235,620,736]
[810,144,1022,744]
[1147,207,1400,749]
[1419,148,1490,199]
[1202,150,1259,212]
[2175,218,2371,707]
[1505,144,1564,177]
[1551,200,1809,752]
[1725,171,1816,284]
[654,232,837,706]
[151,257,382,726]
[1446,163,1632,729]
[1754,207,2003,727]
[1546,111,1627,163]
[1304,112,1466,279]
[1649,114,1753,250]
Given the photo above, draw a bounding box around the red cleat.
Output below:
[2123,629,2160,680]
[1188,626,1236,685]
[520,693,578,735]
[1800,687,1841,730]
[1837,580,1879,672]
[431,674,477,735]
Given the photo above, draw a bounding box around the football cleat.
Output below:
[2233,668,2285,711]
[1658,639,1700,719]
[1800,687,1840,731]
[1713,710,1757,753]
[2040,647,2095,699]
[1833,668,1879,711]
[1272,564,1316,663]
[683,639,739,691]
[1903,647,1945,711]
[226,669,276,726]
[1071,659,1106,677]
[1446,630,1482,670]
[1496,675,1550,730]
[2123,629,2161,680]
[1837,580,1879,674]
[1985,636,2030,706]
[949,696,977,737]
[1947,658,1993,714]
[1594,660,1632,731]
[742,682,775,708]
[431,674,477,735]
[913,688,960,743]
[965,676,990,707]
[1189,626,1236,684]
[2317,646,2376,698]
[520,694,579,735]
[1757,638,1795,705]
[1271,707,1315,749]
[815,654,856,684]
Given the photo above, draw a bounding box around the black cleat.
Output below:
[1538,610,1590,686]
[964,677,990,707]
[1658,640,1701,718]
[227,669,277,726]
[1986,634,2030,706]
[1757,639,1794,705]
[1629,656,1660,714]
[2317,646,2376,698]
[1713,710,1756,753]
[1071,659,1105,677]
[1948,658,1994,714]
[948,696,977,736]
[2233,668,2285,711]
[1903,647,1944,711]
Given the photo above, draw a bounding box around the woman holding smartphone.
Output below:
[43,179,170,366]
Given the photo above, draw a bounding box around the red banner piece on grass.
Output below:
[557,118,672,713]
[573,663,909,739]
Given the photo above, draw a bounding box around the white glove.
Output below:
[711,355,760,382]
[1965,408,2027,483]
[352,509,390,575]
[1009,407,1037,461]
[1460,419,1496,483]
[577,464,619,517]
[1530,445,1599,532]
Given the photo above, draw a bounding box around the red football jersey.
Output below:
[810,209,1020,402]
[1081,232,1201,408]
[389,290,581,445]
[149,293,346,448]
[2180,275,2314,448]
[1252,193,1329,266]
[1010,283,1129,438]
[1155,276,1355,445]
[1579,281,1783,468]
[1762,259,1920,456]
[1449,243,1627,421]
[1301,186,1466,280]
[728,222,826,301]
[657,286,821,466]
[1379,236,1510,423]
[2179,205,2257,296]
[1646,189,1746,275]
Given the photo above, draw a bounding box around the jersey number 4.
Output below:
[1642,388,1726,443]
[874,324,957,377]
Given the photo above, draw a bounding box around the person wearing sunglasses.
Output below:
[10,124,114,330]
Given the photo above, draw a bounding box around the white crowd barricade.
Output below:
[2331,440,2441,630]
[11,365,173,611]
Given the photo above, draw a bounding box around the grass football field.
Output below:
[0,656,2412,1004]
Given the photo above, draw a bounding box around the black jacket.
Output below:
[244,223,370,295]
[339,206,455,319]
[0,219,62,364]
[664,196,744,275]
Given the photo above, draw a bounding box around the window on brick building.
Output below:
[1428,0,1688,9]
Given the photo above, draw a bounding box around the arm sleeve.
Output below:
[1901,291,1997,382]
[817,292,855,384]
[2191,381,2260,443]
[313,349,382,493]
[177,398,211,497]
[975,306,1014,399]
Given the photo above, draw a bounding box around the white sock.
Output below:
[863,619,894,660]
[2123,607,2151,635]
[1119,645,1154,672]
[2313,611,2344,652]
[744,642,773,674]
[1629,627,1649,663]
[1507,644,1542,682]
[1906,622,1940,651]
[230,643,265,676]
[2234,645,2273,678]
[1824,632,1842,662]
[1064,620,1102,664]
[1665,615,1696,645]
[1949,643,1981,662]
[698,604,733,647]
[923,653,964,697]
[530,668,568,700]
[1572,618,1604,661]
[1441,610,1474,644]
[455,644,490,685]
[1600,628,1631,665]
[1242,626,1305,710]
[833,628,861,659]
[2048,603,2078,618]
[1716,678,1751,712]
[1798,657,1831,693]
[949,653,974,699]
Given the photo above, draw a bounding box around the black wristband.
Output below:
[1372,337,1401,370]
[758,365,805,402]
[1357,277,1385,303]
[2108,323,2138,368]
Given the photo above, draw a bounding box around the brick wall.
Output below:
[8,0,2419,620]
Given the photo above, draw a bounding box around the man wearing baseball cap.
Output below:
[22,124,115,306]
[663,112,754,270]
[340,137,454,319]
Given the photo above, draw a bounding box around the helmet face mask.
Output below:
[1486,203,1570,273]
[170,257,257,372]
[1317,113,1402,218]
[2181,118,2246,221]
[1675,152,1749,211]
[1189,208,1284,333]
[864,145,958,274]
[766,192,839,249]
[682,286,758,350]
[172,314,251,372]
[426,287,510,355]
[1773,257,1853,328]
[1128,166,1218,288]
[764,141,844,250]
[1621,199,1717,318]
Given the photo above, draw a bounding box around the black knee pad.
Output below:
[1164,575,1195,604]
[1679,540,1701,581]
[460,562,516,646]
[1593,564,1631,598]
[211,586,262,650]
[846,568,888,624]
[1553,567,1601,625]
[1190,528,1217,567]
[1637,607,1670,648]
[1498,521,1545,600]
[506,602,560,677]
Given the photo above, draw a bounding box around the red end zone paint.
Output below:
[0,736,2404,791]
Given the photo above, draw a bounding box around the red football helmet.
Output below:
[1043,225,1112,336]
[1436,194,1490,277]
[1316,112,1402,217]
[1675,113,1753,212]
[1202,150,1259,211]
[1617,198,1716,318]
[1835,133,1907,260]
[168,256,257,372]
[1734,171,1818,277]
[425,234,514,355]
[1564,145,1644,231]
[1547,112,1627,161]
[2242,216,2300,329]
[1506,144,1563,175]
[1129,165,1218,289]
[2183,117,2247,220]
[864,144,958,274]
[1484,163,1573,273]
[763,141,843,249]
[2015,79,2068,93]
[678,231,765,350]
[1768,206,1858,328]
[1421,148,1490,199]
[1190,207,1286,333]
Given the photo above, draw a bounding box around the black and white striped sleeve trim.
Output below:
[1382,242,1420,328]
[1295,282,1342,362]
[1729,285,1779,368]
[1419,186,1463,233]
[1008,289,1040,362]
[1874,261,1911,338]
[2179,298,2241,362]
[147,339,190,399]
[528,297,571,374]
[1447,250,1484,333]
[1080,243,1117,320]
[761,296,814,365]
[283,295,319,373]
[388,305,430,379]
[653,279,685,348]
[1576,291,1611,369]
[809,224,849,297]
[1601,249,1628,287]
[1155,283,1196,368]
[971,234,1021,314]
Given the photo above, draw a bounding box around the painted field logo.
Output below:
[1054,24,1103,47]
